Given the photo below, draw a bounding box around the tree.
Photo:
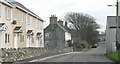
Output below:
[64,12,99,45]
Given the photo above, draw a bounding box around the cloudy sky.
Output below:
[16,0,116,32]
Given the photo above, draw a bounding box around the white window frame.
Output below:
[35,19,37,27]
[32,17,35,27]
[37,20,39,28]
[27,15,30,25]
[6,7,11,20]
[14,9,18,20]
[40,38,42,47]
[21,13,24,22]
[0,5,1,17]
[39,21,41,28]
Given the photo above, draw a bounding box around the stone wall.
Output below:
[0,47,73,62]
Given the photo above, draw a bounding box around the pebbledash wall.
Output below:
[0,0,44,49]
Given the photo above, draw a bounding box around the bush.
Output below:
[67,40,73,47]
[80,40,89,49]
[72,41,90,51]
[72,42,83,51]
[116,43,120,50]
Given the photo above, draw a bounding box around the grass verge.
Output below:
[106,50,120,63]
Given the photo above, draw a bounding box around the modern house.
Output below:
[0,0,44,49]
[44,15,71,48]
[106,16,120,53]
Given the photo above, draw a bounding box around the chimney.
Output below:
[65,21,67,27]
[50,15,57,24]
[58,19,63,26]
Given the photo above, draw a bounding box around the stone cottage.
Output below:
[44,15,71,48]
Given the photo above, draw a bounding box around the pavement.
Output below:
[13,43,115,64]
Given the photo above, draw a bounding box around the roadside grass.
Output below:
[106,50,120,63]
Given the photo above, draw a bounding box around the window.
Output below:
[45,33,49,39]
[40,35,42,46]
[39,21,41,28]
[32,18,35,27]
[20,33,24,43]
[0,5,1,17]
[8,34,9,43]
[5,7,11,20]
[27,15,30,25]
[21,13,24,22]
[14,10,18,20]
[39,21,43,29]
[31,18,34,26]
[40,38,42,46]
[37,20,39,27]
[35,19,38,27]
[5,34,7,43]
[45,41,49,46]
[5,33,10,44]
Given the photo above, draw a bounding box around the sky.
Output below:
[16,0,116,32]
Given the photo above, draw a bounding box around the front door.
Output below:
[36,37,39,47]
[14,34,18,49]
[27,36,30,47]
[0,32,1,48]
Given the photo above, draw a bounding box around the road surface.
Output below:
[29,43,114,63]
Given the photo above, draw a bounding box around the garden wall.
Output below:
[0,47,73,62]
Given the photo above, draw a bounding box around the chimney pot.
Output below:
[65,21,68,27]
[50,15,57,24]
[58,19,63,26]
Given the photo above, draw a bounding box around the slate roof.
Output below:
[0,0,13,7]
[14,26,21,30]
[0,23,5,28]
[107,16,120,27]
[2,0,44,22]
[27,30,33,33]
[45,23,71,34]
[37,32,41,35]
[57,23,68,32]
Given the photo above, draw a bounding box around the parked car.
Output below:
[91,44,98,48]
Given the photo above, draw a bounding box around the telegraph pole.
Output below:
[116,0,119,47]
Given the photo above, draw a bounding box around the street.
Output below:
[29,43,113,63]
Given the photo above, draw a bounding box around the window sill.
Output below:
[21,21,24,22]
[6,18,11,21]
[27,24,30,25]
[6,43,10,45]
[21,42,24,43]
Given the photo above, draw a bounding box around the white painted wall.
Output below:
[65,32,71,41]
[106,16,120,53]
[109,29,116,52]
[65,32,71,47]
[0,32,1,48]
[106,26,117,53]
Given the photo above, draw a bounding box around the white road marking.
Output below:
[30,52,81,62]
